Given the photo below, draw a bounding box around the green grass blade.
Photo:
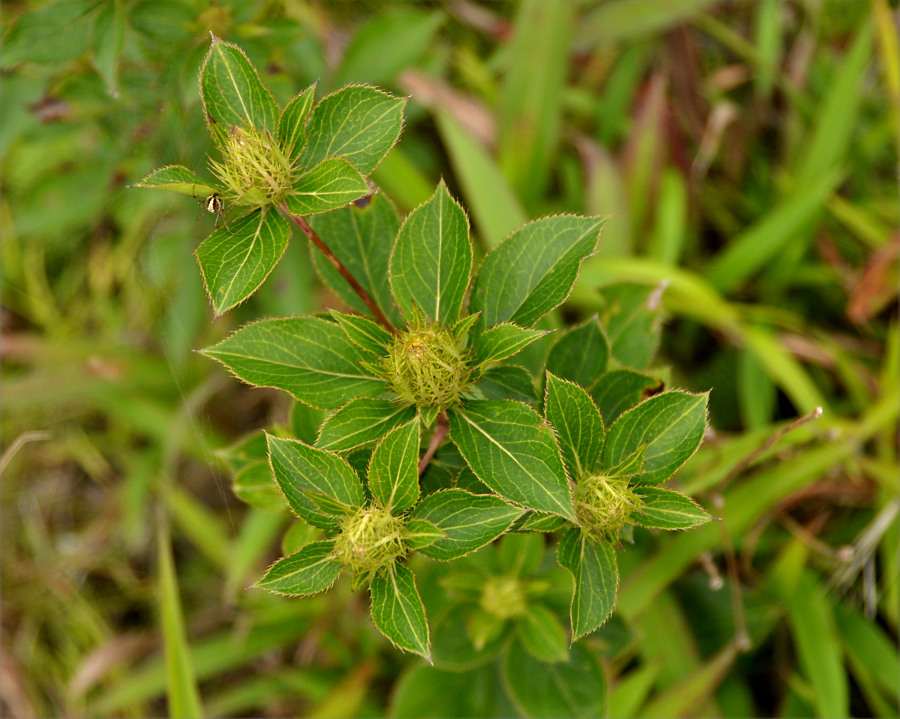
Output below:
[157,515,204,718]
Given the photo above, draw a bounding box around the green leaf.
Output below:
[267,434,364,527]
[131,165,217,198]
[404,519,445,551]
[233,461,287,514]
[308,193,403,327]
[470,215,606,329]
[633,487,712,530]
[596,283,662,370]
[334,9,445,87]
[475,365,538,404]
[545,317,609,389]
[590,368,662,426]
[92,0,125,96]
[503,640,607,718]
[298,86,406,174]
[498,533,545,577]
[557,528,618,640]
[1,0,97,66]
[448,400,575,520]
[413,489,524,561]
[516,603,570,663]
[278,84,317,160]
[199,35,279,147]
[256,540,342,596]
[517,512,567,533]
[284,158,370,216]
[544,372,604,479]
[430,604,506,671]
[317,399,417,452]
[195,208,291,315]
[473,323,549,366]
[390,663,493,718]
[603,391,708,485]
[368,420,421,513]
[330,310,392,355]
[390,181,472,324]
[370,563,430,659]
[202,316,386,410]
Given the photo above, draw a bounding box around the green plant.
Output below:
[135,36,713,680]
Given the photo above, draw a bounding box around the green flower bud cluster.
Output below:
[208,124,296,208]
[573,473,642,544]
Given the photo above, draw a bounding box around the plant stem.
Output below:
[282,206,398,334]
[418,414,449,476]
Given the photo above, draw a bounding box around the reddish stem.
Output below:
[418,414,449,476]
[283,205,398,334]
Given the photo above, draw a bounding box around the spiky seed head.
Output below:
[333,506,406,586]
[479,576,527,620]
[573,474,642,543]
[208,124,295,207]
[381,320,473,410]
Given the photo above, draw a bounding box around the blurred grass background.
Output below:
[1,0,897,716]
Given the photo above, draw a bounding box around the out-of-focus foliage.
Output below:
[1,1,896,717]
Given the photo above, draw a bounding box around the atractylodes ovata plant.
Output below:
[135,36,713,665]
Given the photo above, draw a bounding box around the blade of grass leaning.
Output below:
[705,167,844,294]
[157,514,204,719]
[785,572,849,718]
[638,642,739,718]
[608,664,660,718]
[577,0,720,43]
[223,508,288,603]
[434,108,526,249]
[499,0,573,205]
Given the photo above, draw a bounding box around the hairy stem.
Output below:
[282,206,398,334]
[418,414,449,476]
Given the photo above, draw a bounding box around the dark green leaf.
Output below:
[413,489,524,561]
[202,316,386,409]
[390,181,472,324]
[546,316,609,389]
[317,399,417,452]
[476,365,538,404]
[370,564,430,658]
[200,36,279,146]
[596,283,663,369]
[330,310,392,355]
[557,528,618,640]
[308,193,403,326]
[256,540,341,596]
[195,208,291,315]
[545,372,604,479]
[278,84,317,160]
[284,158,370,216]
[503,640,607,718]
[590,368,662,425]
[633,487,712,529]
[369,420,421,513]
[233,461,287,514]
[516,603,569,663]
[131,165,217,198]
[603,391,708,485]
[267,434,363,527]
[298,86,406,174]
[448,400,574,520]
[470,215,606,329]
[473,324,549,366]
